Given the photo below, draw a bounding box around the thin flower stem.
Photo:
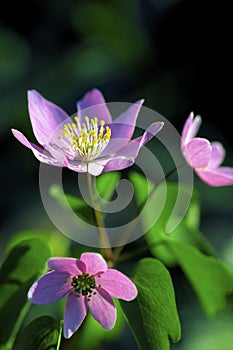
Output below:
[56,320,63,350]
[113,163,187,261]
[86,172,114,262]
[117,240,167,263]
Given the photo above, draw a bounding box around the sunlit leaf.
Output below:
[0,239,51,348]
[121,258,181,350]
[167,241,233,315]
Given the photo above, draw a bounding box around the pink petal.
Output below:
[87,289,116,330]
[182,113,202,144]
[12,129,64,166]
[67,160,87,173]
[64,293,87,338]
[196,166,233,186]
[102,122,164,173]
[184,137,211,168]
[208,142,226,168]
[47,258,86,275]
[77,89,112,125]
[80,253,108,275]
[87,160,107,176]
[28,271,72,304]
[100,100,144,157]
[136,122,164,147]
[96,269,137,301]
[28,90,71,147]
[102,157,134,173]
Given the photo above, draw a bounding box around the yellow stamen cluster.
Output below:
[59,116,111,160]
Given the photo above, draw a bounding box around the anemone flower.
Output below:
[28,253,137,338]
[12,89,163,176]
[181,112,233,186]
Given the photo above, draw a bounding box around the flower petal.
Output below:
[208,141,226,168]
[196,166,233,186]
[80,253,108,275]
[184,137,211,168]
[63,293,87,339]
[12,129,64,166]
[100,100,144,157]
[87,289,116,330]
[182,113,202,144]
[96,269,137,301]
[102,122,164,172]
[47,258,86,275]
[28,90,71,147]
[77,89,112,125]
[67,160,88,173]
[28,271,72,304]
[102,157,134,173]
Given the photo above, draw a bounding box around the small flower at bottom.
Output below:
[28,253,137,339]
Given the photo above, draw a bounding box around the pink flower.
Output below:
[12,89,163,176]
[181,112,233,186]
[28,253,137,338]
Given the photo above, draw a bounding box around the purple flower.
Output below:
[12,89,163,176]
[181,112,233,186]
[28,253,137,338]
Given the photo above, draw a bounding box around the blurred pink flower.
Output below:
[12,89,163,176]
[181,112,233,186]
[28,253,137,338]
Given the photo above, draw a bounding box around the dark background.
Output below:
[0,0,232,349]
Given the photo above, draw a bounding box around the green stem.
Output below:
[86,172,114,262]
[56,320,63,350]
[113,164,187,261]
[117,240,167,263]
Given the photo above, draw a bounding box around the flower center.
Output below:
[59,116,111,160]
[71,272,96,299]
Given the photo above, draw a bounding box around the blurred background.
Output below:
[0,0,232,349]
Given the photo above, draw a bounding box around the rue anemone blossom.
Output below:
[12,89,164,176]
[181,112,233,186]
[28,253,137,338]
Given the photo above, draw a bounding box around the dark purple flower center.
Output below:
[71,272,96,298]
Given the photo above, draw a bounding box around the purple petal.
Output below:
[208,142,225,168]
[102,157,134,173]
[64,293,87,339]
[28,271,72,304]
[28,90,71,147]
[87,160,107,176]
[12,129,64,166]
[196,166,233,186]
[77,89,112,125]
[100,100,144,157]
[87,289,116,330]
[80,253,108,275]
[67,160,88,173]
[135,122,164,147]
[184,137,211,168]
[96,269,137,301]
[102,122,164,173]
[182,113,202,144]
[47,258,86,275]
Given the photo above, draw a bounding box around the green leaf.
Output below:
[49,184,95,224]
[0,239,51,348]
[12,316,62,350]
[130,171,216,266]
[167,241,233,315]
[96,171,120,202]
[121,258,181,350]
